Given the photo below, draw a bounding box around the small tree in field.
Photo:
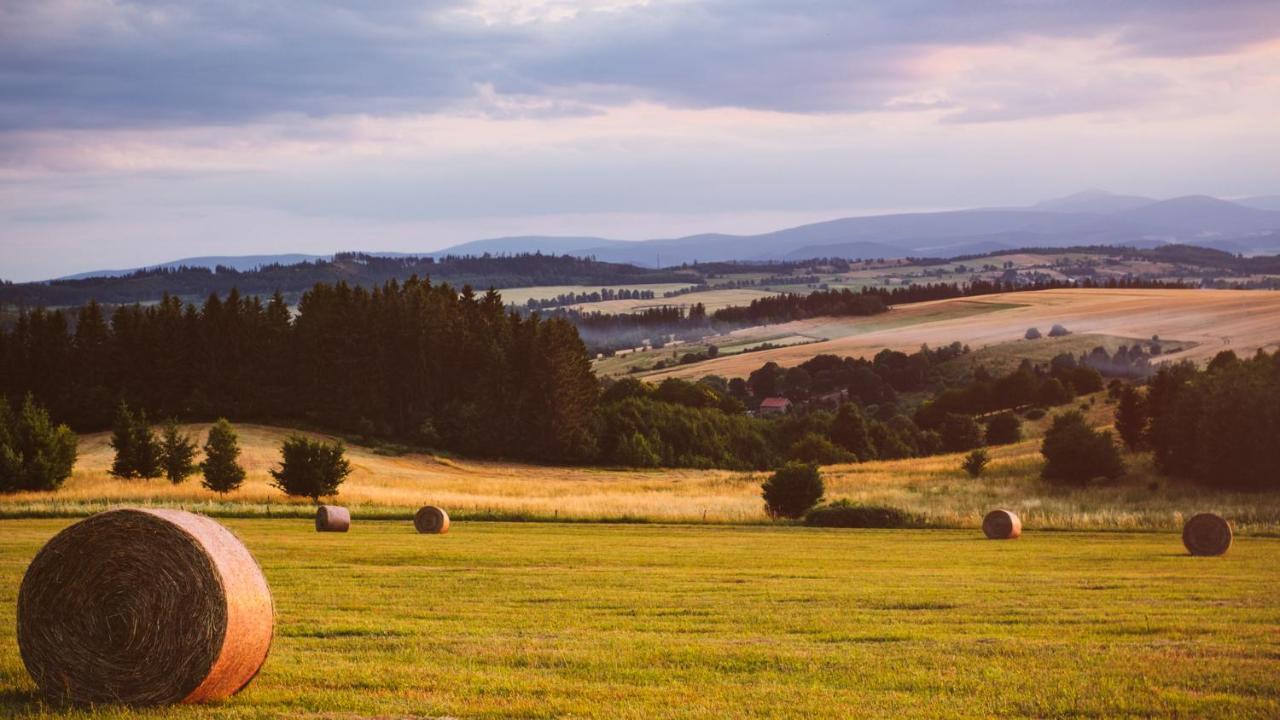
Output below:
[762,462,824,519]
[158,419,199,484]
[0,395,78,493]
[985,413,1022,445]
[961,449,990,478]
[109,402,161,479]
[270,435,351,502]
[1041,411,1125,485]
[201,418,245,494]
[1115,385,1148,450]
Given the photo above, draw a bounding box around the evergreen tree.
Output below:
[1115,385,1149,450]
[108,402,160,478]
[269,435,351,502]
[829,403,875,460]
[158,419,199,484]
[939,413,984,453]
[0,395,78,492]
[201,418,246,494]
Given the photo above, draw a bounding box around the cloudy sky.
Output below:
[2,0,1278,280]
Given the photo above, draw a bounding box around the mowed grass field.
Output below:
[650,288,1280,380]
[0,520,1276,718]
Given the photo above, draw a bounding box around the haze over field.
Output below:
[3,2,1280,280]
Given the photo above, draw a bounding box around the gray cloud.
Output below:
[1,0,1277,131]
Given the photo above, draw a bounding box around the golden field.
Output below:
[5,402,1279,533]
[649,288,1280,380]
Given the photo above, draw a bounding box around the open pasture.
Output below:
[0,520,1276,718]
[650,288,1280,380]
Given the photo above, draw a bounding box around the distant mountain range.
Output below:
[53,191,1280,281]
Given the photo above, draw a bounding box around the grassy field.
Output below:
[0,520,1276,718]
[5,398,1280,534]
[650,288,1280,380]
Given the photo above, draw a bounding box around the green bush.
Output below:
[270,434,352,501]
[1041,411,1125,485]
[1024,407,1047,421]
[0,395,77,493]
[761,462,824,519]
[158,419,199,484]
[961,448,990,478]
[803,500,917,529]
[108,401,161,479]
[984,413,1022,445]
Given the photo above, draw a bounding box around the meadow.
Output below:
[0,519,1276,718]
[5,398,1280,534]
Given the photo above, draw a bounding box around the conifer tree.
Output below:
[108,402,159,478]
[1115,385,1148,451]
[158,419,199,484]
[0,395,78,492]
[201,418,245,494]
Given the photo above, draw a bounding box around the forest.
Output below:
[0,253,694,307]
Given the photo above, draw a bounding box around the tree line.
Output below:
[1116,349,1280,491]
[0,278,600,464]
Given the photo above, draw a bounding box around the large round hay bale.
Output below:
[1182,513,1232,556]
[315,505,350,532]
[414,505,450,534]
[982,509,1022,540]
[17,508,273,706]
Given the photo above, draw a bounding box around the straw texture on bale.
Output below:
[315,505,351,532]
[414,505,451,534]
[16,508,273,706]
[982,509,1022,540]
[1182,513,1232,556]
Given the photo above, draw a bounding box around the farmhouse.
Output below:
[757,397,792,415]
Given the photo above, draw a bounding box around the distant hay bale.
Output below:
[17,508,273,706]
[414,505,451,534]
[315,505,351,532]
[982,509,1022,540]
[1182,513,1232,556]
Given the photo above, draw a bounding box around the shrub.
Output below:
[1023,407,1047,421]
[961,448,990,478]
[939,413,983,453]
[1048,324,1071,337]
[984,413,1022,445]
[270,435,352,502]
[1025,327,1042,340]
[789,433,857,465]
[0,395,78,493]
[803,500,916,528]
[158,419,199,484]
[201,418,246,494]
[761,461,824,519]
[1040,411,1125,485]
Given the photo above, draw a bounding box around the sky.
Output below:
[2,0,1279,281]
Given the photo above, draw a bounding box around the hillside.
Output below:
[645,288,1280,380]
[4,415,1279,533]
